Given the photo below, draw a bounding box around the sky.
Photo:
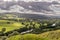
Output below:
[0,0,60,17]
[2,0,60,2]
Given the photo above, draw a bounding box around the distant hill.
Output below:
[0,13,60,19]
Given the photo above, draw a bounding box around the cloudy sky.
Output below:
[1,0,60,2]
[0,0,60,17]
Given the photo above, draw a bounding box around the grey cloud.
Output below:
[0,1,60,13]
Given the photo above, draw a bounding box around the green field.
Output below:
[0,20,23,32]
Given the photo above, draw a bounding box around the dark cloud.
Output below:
[0,1,60,12]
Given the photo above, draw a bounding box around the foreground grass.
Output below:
[39,30,60,40]
[6,30,60,40]
[6,34,48,40]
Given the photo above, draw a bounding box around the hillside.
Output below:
[6,30,60,40]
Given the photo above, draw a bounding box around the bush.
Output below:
[1,28,6,33]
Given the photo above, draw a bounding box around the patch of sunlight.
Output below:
[12,22,22,27]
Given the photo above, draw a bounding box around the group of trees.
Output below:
[19,19,60,34]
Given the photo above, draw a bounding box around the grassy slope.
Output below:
[39,30,60,40]
[6,30,60,40]
[6,34,48,40]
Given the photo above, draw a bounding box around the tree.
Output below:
[0,28,6,36]
[1,28,6,33]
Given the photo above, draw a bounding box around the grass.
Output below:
[4,30,60,40]
[6,34,49,40]
[38,30,60,40]
[0,20,23,32]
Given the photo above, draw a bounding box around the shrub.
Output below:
[1,28,6,33]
